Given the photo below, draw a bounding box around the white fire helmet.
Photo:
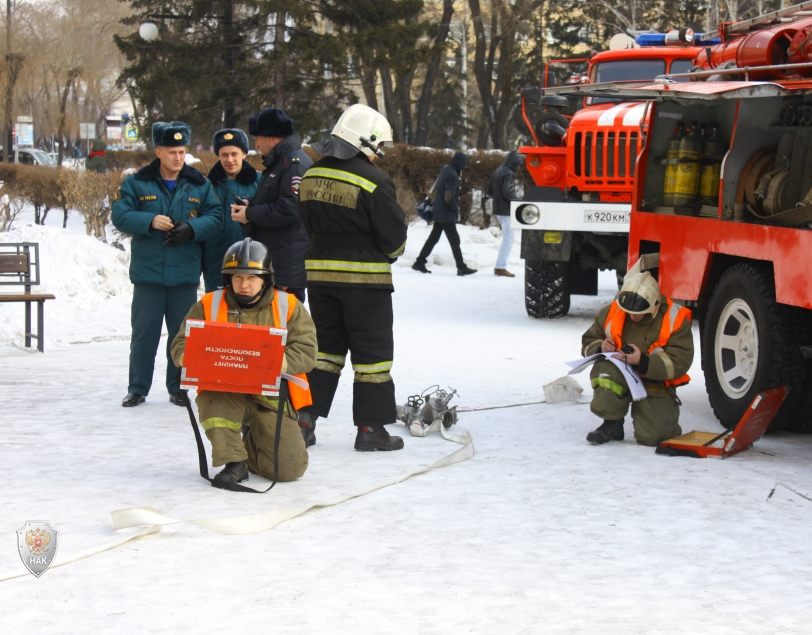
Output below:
[617,271,661,317]
[330,104,394,157]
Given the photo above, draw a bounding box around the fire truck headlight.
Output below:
[518,204,540,225]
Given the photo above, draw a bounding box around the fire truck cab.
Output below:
[545,0,812,433]
[513,42,702,318]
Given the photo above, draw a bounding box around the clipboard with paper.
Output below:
[566,353,648,401]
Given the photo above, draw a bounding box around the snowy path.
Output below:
[2,223,812,633]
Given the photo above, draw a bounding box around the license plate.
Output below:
[584,210,630,224]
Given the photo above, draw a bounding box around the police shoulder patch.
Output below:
[291,176,302,196]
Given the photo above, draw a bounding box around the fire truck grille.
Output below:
[574,130,638,180]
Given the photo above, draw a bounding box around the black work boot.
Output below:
[169,391,187,407]
[586,419,625,445]
[412,261,432,274]
[122,392,145,407]
[212,461,249,488]
[457,265,477,276]
[355,425,404,452]
[299,414,317,448]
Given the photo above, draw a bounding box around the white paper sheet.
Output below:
[566,352,648,401]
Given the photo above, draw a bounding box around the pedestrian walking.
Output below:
[412,152,477,276]
[202,128,261,292]
[229,108,312,302]
[298,104,408,451]
[487,150,522,277]
[111,121,223,408]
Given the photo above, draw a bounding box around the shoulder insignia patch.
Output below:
[113,188,122,202]
[291,176,302,196]
[139,195,158,202]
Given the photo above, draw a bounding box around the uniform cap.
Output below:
[248,108,294,138]
[212,128,249,154]
[152,121,191,147]
[617,271,661,316]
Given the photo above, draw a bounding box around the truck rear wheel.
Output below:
[525,259,570,318]
[703,263,807,431]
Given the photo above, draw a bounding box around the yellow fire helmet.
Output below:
[617,271,661,317]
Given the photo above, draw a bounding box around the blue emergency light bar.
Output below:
[635,31,721,47]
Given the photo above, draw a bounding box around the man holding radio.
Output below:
[580,271,694,446]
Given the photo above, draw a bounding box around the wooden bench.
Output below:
[0,243,55,352]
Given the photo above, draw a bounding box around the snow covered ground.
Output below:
[2,218,812,633]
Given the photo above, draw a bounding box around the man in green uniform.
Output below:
[171,238,317,487]
[581,271,694,446]
[203,128,261,292]
[112,121,222,408]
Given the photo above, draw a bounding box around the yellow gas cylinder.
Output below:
[663,122,685,207]
[673,121,702,206]
[699,123,725,206]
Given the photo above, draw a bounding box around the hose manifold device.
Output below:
[396,386,458,431]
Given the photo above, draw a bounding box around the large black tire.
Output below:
[703,263,808,432]
[525,259,571,318]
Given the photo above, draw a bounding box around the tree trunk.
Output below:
[380,66,404,143]
[274,12,286,109]
[469,0,496,149]
[414,0,455,146]
[492,0,524,149]
[2,54,23,163]
[57,69,80,167]
[397,68,415,143]
[359,56,379,110]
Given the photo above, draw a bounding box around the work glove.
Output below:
[163,221,195,247]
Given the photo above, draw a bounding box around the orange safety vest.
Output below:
[200,288,313,410]
[603,297,691,388]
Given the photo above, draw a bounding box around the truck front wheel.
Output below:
[703,263,807,431]
[525,259,570,318]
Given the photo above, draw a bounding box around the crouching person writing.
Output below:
[581,272,694,446]
[171,238,317,487]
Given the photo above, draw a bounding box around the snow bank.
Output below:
[0,224,133,347]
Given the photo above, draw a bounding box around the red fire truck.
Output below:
[541,1,812,432]
[512,37,705,318]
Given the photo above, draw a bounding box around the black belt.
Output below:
[311,233,379,251]
[179,370,287,493]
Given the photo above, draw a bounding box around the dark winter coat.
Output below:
[112,159,222,287]
[431,152,470,224]
[299,152,408,290]
[85,140,107,174]
[244,134,312,292]
[487,150,522,216]
[202,160,261,292]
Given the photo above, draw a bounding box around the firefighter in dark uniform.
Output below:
[298,104,408,451]
[230,108,312,302]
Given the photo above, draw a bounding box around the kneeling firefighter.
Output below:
[298,104,408,452]
[170,238,317,488]
[581,272,694,446]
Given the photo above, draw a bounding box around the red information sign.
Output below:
[180,320,287,396]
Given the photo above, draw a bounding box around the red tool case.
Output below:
[179,319,287,396]
[656,386,788,459]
